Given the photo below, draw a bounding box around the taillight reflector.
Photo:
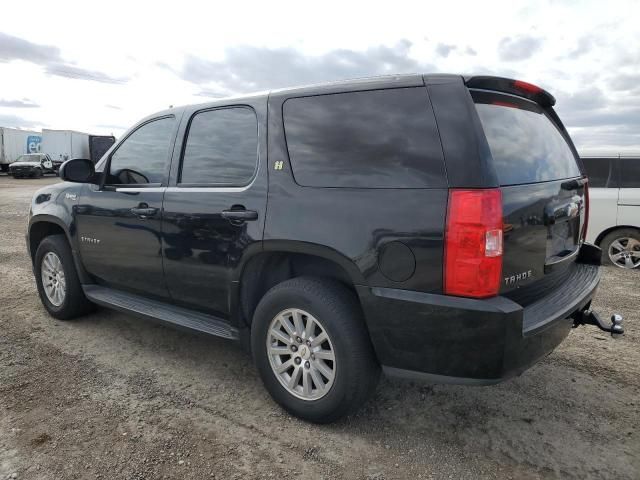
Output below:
[582,180,589,241]
[444,189,503,298]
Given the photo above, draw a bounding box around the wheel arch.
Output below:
[234,241,366,330]
[28,215,92,283]
[28,216,72,263]
[594,225,640,246]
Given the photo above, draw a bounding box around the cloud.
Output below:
[0,31,127,84]
[566,36,594,59]
[178,40,430,92]
[435,43,457,58]
[609,73,640,92]
[44,64,127,84]
[498,35,543,61]
[194,89,228,99]
[0,98,39,108]
[557,87,607,113]
[95,123,127,132]
[0,31,60,64]
[571,125,640,154]
[465,47,477,56]
[0,113,39,129]
[555,84,640,154]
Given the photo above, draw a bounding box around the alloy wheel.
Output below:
[41,251,67,306]
[266,308,336,400]
[608,237,640,269]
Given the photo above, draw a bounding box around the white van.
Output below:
[582,156,640,269]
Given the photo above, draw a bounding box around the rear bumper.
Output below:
[357,262,600,384]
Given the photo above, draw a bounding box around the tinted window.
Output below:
[181,108,258,185]
[581,158,616,188]
[283,88,447,188]
[618,158,640,188]
[474,93,581,186]
[108,117,175,185]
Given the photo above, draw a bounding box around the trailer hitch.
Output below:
[573,309,624,337]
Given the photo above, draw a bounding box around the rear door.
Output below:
[162,103,267,318]
[471,90,586,296]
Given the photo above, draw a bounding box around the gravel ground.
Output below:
[0,175,638,480]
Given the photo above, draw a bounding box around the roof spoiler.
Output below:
[465,76,556,107]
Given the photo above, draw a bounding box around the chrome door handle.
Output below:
[221,209,258,221]
[130,206,158,218]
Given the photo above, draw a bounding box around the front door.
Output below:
[76,115,178,298]
[162,105,267,317]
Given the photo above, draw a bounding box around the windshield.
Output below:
[16,154,42,162]
[473,91,581,186]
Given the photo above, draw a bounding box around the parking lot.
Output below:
[0,175,638,480]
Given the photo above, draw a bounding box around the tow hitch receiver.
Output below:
[573,309,624,337]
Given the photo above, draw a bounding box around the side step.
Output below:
[83,285,239,340]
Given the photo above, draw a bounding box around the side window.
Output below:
[618,159,640,188]
[283,88,447,188]
[107,117,175,185]
[180,107,258,185]
[582,158,616,188]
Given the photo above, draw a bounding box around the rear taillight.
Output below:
[582,180,589,241]
[444,189,503,298]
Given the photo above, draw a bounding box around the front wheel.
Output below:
[34,235,95,319]
[251,277,380,423]
[601,229,640,269]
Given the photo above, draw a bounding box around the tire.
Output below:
[35,169,43,178]
[600,228,640,269]
[251,277,380,423]
[34,235,94,319]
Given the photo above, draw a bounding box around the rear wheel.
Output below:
[251,277,380,423]
[34,235,94,319]
[601,228,640,269]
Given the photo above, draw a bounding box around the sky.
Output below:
[0,0,639,155]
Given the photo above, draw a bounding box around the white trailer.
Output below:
[0,127,41,172]
[41,129,90,165]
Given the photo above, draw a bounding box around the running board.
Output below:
[83,285,239,340]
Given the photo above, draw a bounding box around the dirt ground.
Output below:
[0,175,638,480]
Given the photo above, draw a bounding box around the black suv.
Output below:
[27,74,617,423]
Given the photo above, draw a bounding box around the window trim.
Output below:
[102,115,176,189]
[177,105,259,188]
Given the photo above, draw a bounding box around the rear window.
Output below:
[473,92,581,186]
[283,87,447,188]
[581,157,617,188]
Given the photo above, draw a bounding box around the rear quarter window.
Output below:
[473,91,581,186]
[283,87,447,188]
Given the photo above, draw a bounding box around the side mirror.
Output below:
[59,158,97,184]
